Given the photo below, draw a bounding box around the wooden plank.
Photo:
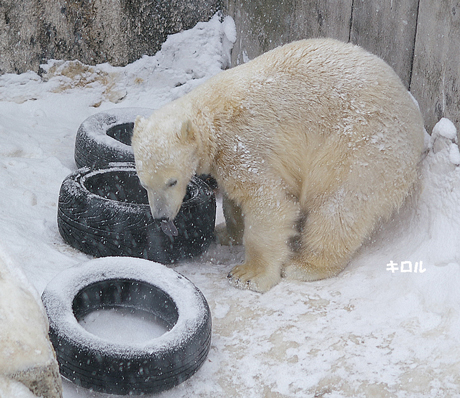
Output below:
[290,0,352,42]
[226,0,295,65]
[410,0,460,133]
[350,0,420,88]
[226,0,352,66]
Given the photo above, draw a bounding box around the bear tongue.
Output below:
[160,219,179,237]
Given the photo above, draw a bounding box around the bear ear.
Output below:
[134,116,147,132]
[177,120,196,143]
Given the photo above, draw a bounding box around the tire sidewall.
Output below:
[42,257,212,395]
[57,163,216,263]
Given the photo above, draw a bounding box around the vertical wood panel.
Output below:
[225,0,459,133]
[226,0,296,65]
[289,0,352,42]
[350,0,420,88]
[226,0,352,66]
[410,0,460,133]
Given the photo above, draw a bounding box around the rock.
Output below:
[0,0,220,74]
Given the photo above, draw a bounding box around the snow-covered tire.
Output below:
[41,257,212,395]
[74,108,154,169]
[57,163,216,263]
[74,108,218,189]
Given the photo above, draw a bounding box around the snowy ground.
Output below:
[1,14,460,398]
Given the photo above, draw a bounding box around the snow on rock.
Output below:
[431,117,460,166]
[0,13,236,109]
[0,248,62,398]
[449,143,460,165]
[432,117,458,141]
[431,117,458,155]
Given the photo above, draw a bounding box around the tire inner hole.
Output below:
[83,169,194,205]
[106,122,134,146]
[73,279,179,344]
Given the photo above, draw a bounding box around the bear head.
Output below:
[132,113,199,221]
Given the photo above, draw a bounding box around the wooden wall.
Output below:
[411,1,460,132]
[224,0,460,133]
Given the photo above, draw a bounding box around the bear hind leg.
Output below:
[283,199,377,281]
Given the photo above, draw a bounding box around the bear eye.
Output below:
[166,179,178,188]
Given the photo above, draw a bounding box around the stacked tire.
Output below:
[74,108,153,169]
[58,108,216,262]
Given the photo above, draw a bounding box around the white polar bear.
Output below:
[132,38,425,293]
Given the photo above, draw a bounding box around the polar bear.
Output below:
[132,38,425,293]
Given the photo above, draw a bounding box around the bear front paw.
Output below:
[227,263,281,293]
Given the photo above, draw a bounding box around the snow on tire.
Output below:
[74,108,154,169]
[41,257,212,395]
[57,163,216,263]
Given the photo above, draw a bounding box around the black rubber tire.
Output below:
[74,108,154,169]
[57,163,216,263]
[41,257,212,395]
[74,108,218,189]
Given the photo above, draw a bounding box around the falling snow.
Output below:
[0,13,460,398]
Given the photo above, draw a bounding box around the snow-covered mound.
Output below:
[0,249,62,398]
[0,13,459,398]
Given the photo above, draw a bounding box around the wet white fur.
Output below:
[132,38,425,293]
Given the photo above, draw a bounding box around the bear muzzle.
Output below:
[147,191,181,221]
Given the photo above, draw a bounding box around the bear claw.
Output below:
[227,264,280,293]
